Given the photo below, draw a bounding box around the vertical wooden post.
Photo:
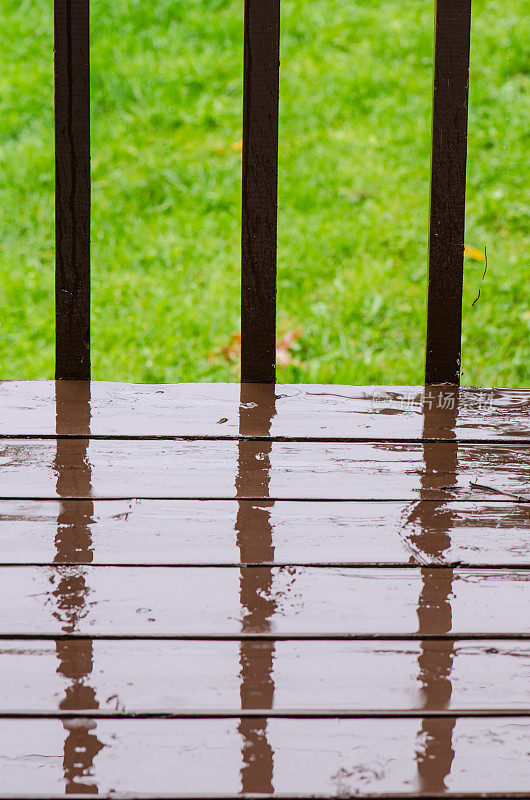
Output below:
[55,0,91,380]
[240,0,280,383]
[425,0,472,385]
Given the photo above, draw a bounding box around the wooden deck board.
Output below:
[0,499,527,566]
[0,639,529,715]
[0,381,528,440]
[0,439,529,500]
[1,718,529,797]
[0,382,528,798]
[1,566,528,637]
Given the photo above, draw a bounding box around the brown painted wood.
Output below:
[0,639,528,715]
[0,382,527,796]
[0,438,528,500]
[1,717,529,796]
[54,1,91,380]
[425,0,472,384]
[0,382,528,440]
[241,2,280,383]
[0,566,528,637]
[0,499,528,566]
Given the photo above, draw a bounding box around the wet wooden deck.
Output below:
[0,381,529,798]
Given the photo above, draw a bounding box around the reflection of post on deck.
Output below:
[54,381,103,794]
[235,384,277,795]
[406,386,460,793]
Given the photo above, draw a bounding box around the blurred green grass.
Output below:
[0,0,528,385]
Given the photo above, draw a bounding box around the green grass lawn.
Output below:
[0,0,528,385]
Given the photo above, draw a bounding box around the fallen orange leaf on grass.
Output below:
[276,327,303,367]
[211,327,303,368]
[464,245,485,261]
[210,332,241,364]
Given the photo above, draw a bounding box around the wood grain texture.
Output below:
[425,0,472,384]
[0,717,529,796]
[54,0,91,380]
[0,566,528,637]
[0,639,528,715]
[241,0,280,383]
[0,499,528,566]
[0,438,528,499]
[1,382,529,440]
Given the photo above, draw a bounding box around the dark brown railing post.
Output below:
[425,0,472,385]
[54,0,91,380]
[240,0,280,383]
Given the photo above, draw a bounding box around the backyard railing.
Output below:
[53,0,472,385]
